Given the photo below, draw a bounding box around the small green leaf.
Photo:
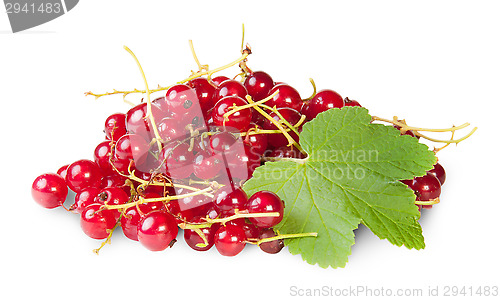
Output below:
[243,107,436,268]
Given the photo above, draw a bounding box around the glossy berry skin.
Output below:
[267,84,302,111]
[210,131,237,153]
[162,84,198,112]
[121,198,164,241]
[93,141,114,175]
[126,102,163,139]
[262,107,302,148]
[157,117,186,144]
[243,123,268,157]
[137,210,179,251]
[32,173,68,209]
[66,159,103,193]
[258,228,284,254]
[402,173,441,202]
[99,187,129,206]
[214,187,249,215]
[159,142,194,179]
[184,224,220,251]
[343,97,362,107]
[188,77,216,112]
[211,76,230,86]
[211,96,252,132]
[214,224,246,256]
[193,150,223,180]
[212,79,248,104]
[80,203,118,239]
[114,134,150,166]
[226,145,261,180]
[56,165,69,181]
[428,163,446,185]
[242,222,261,241]
[104,113,127,141]
[246,191,284,228]
[302,89,344,120]
[244,71,274,101]
[71,187,101,213]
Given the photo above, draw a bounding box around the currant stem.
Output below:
[189,40,209,73]
[303,78,317,101]
[93,219,120,255]
[223,91,278,120]
[415,198,440,205]
[103,186,215,211]
[123,46,163,152]
[415,128,477,144]
[251,232,318,246]
[179,211,280,230]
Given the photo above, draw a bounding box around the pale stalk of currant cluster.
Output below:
[415,198,440,206]
[250,232,318,246]
[179,211,281,230]
[371,116,477,145]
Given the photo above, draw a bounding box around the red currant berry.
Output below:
[70,187,101,213]
[80,203,118,239]
[402,173,441,202]
[66,159,103,193]
[262,107,302,148]
[427,162,446,185]
[188,77,216,112]
[214,187,248,215]
[243,123,269,157]
[211,96,252,132]
[98,186,129,206]
[214,224,246,256]
[137,210,178,251]
[57,164,69,181]
[210,131,238,153]
[244,71,274,101]
[104,113,127,141]
[159,142,194,179]
[212,79,248,104]
[125,102,163,139]
[302,89,344,120]
[242,222,261,240]
[32,173,68,209]
[267,84,302,111]
[184,224,221,251]
[246,191,284,228]
[94,141,114,175]
[121,196,164,241]
[258,228,284,254]
[115,134,150,166]
[343,97,362,107]
[211,76,230,86]
[193,150,224,180]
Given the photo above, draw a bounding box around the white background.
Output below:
[1,1,498,299]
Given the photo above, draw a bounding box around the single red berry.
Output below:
[267,84,302,111]
[188,77,217,112]
[244,71,274,101]
[137,210,179,251]
[214,187,249,215]
[80,203,118,239]
[211,96,252,132]
[212,79,248,104]
[71,187,101,213]
[214,224,246,256]
[262,107,302,148]
[402,173,441,202]
[32,173,68,209]
[427,163,446,185]
[211,76,230,86]
[184,224,221,251]
[193,150,224,180]
[159,142,195,179]
[121,196,165,241]
[104,113,127,141]
[56,165,69,181]
[258,228,284,254]
[343,97,362,107]
[302,89,344,120]
[246,191,284,228]
[66,159,103,193]
[93,141,114,175]
[243,123,269,157]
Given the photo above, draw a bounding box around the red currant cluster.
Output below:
[32,69,345,256]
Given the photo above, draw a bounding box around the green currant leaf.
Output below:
[243,107,437,268]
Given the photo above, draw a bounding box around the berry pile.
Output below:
[32,45,449,257]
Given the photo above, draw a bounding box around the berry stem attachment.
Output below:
[123,46,163,152]
[223,91,278,120]
[93,220,120,255]
[415,198,440,206]
[250,232,318,245]
[179,211,280,230]
[303,78,317,101]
